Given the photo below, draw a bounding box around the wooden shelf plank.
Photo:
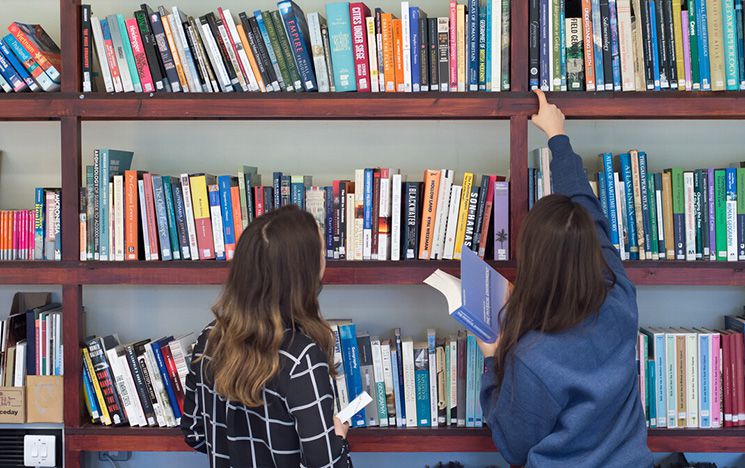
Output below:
[0,94,71,120]
[0,262,77,284]
[64,426,745,453]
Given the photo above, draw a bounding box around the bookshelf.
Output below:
[0,1,743,467]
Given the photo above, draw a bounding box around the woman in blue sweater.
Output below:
[478,90,653,468]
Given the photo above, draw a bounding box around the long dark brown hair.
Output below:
[493,194,616,387]
[204,205,335,407]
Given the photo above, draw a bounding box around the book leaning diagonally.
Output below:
[424,247,510,344]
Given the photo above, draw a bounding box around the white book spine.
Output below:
[167,10,198,93]
[685,333,698,428]
[90,17,115,92]
[366,16,380,92]
[443,185,462,259]
[390,173,403,261]
[223,9,261,92]
[308,13,331,93]
[616,0,636,91]
[683,172,696,261]
[448,339,457,425]
[490,0,501,91]
[655,182,666,259]
[727,199,738,262]
[217,23,248,91]
[401,2,412,92]
[186,24,214,92]
[380,342,396,426]
[427,330,438,427]
[346,193,355,260]
[137,180,151,261]
[106,349,138,426]
[119,354,148,426]
[614,175,627,260]
[370,338,388,427]
[108,182,114,260]
[432,170,453,259]
[199,22,232,92]
[354,169,365,260]
[402,338,417,427]
[0,74,10,92]
[137,353,166,427]
[210,201,226,259]
[114,175,124,261]
[378,170,393,260]
[180,175,201,261]
[666,333,678,428]
[145,346,176,427]
[110,18,134,92]
[14,342,25,386]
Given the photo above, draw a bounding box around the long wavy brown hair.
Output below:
[204,205,335,407]
[493,194,616,388]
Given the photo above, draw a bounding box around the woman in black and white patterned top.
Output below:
[181,205,351,468]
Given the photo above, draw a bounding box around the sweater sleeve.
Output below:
[480,356,561,466]
[548,135,628,283]
[180,332,208,453]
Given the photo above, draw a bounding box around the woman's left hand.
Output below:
[476,337,499,358]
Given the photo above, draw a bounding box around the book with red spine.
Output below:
[371,169,381,259]
[230,179,243,243]
[723,332,734,427]
[124,170,139,260]
[477,175,500,258]
[350,2,372,92]
[254,186,265,217]
[125,18,155,92]
[448,0,457,90]
[332,180,341,258]
[101,19,122,90]
[160,342,185,413]
[735,332,745,426]
[142,173,160,261]
[7,22,61,82]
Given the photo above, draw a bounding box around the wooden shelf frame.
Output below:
[0,1,735,466]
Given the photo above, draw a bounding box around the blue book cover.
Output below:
[272,172,283,208]
[601,153,620,250]
[34,188,45,260]
[539,0,550,90]
[468,0,479,89]
[608,0,621,90]
[278,0,318,91]
[171,180,191,260]
[394,331,406,425]
[217,175,236,255]
[2,33,58,91]
[646,360,655,426]
[620,153,640,260]
[559,0,567,90]
[390,349,403,427]
[291,176,307,208]
[591,0,605,89]
[0,46,25,91]
[255,10,284,89]
[424,248,509,344]
[151,338,182,420]
[162,177,182,261]
[697,0,711,90]
[363,168,373,232]
[528,168,536,210]
[82,363,101,419]
[597,171,609,219]
[736,0,745,88]
[638,152,652,257]
[339,323,366,427]
[324,186,334,258]
[117,14,142,92]
[0,41,35,90]
[326,2,357,91]
[699,333,711,428]
[465,334,475,427]
[414,344,431,427]
[99,149,110,260]
[281,175,291,207]
[410,6,421,91]
[648,1,661,90]
[152,176,173,261]
[474,348,484,427]
[723,0,740,90]
[208,186,226,261]
[478,8,486,90]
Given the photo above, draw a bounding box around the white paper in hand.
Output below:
[336,391,372,424]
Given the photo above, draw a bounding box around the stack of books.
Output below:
[530,0,745,92]
[532,147,745,262]
[80,149,511,262]
[0,22,60,92]
[81,1,510,93]
[0,187,61,262]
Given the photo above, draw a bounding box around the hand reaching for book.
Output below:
[531,89,566,140]
[476,336,499,359]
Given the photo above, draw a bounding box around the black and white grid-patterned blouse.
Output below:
[181,323,351,468]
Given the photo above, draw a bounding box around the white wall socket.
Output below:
[23,435,56,467]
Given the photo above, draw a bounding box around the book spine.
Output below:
[279,2,318,91]
[706,0,725,90]
[655,173,666,258]
[113,175,125,261]
[208,185,226,261]
[410,7,421,91]
[647,1,661,90]
[715,169,727,260]
[7,23,60,82]
[404,182,421,259]
[179,175,199,260]
[327,3,357,92]
[699,333,711,428]
[339,324,366,427]
[638,152,652,258]
[467,0,479,90]
[602,153,620,250]
[646,173,659,259]
[378,169,392,260]
[381,341,396,425]
[413,345,431,427]
[371,171,381,259]
[620,154,639,259]
[654,0,670,89]
[724,0,740,89]
[151,176,172,261]
[162,177,182,261]
[443,185,463,259]
[456,5,466,91]
[449,0,458,90]
[370,338,389,426]
[609,0,622,90]
[427,330,438,427]
[738,168,745,260]
[171,181,190,260]
[99,150,110,260]
[365,16,379,93]
[697,0,712,89]
[630,153,646,259]
[726,168,738,261]
[391,173,402,261]
[529,0,540,88]
[217,176,236,260]
[419,170,441,259]
[737,0,745,89]
[428,18,439,90]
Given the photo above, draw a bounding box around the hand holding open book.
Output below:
[424,248,511,344]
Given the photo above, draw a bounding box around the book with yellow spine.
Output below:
[189,174,216,259]
[83,347,112,426]
[453,172,474,259]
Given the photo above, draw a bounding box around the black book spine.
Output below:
[244,174,256,222]
[134,9,166,91]
[428,18,439,90]
[471,176,489,251]
[599,0,614,90]
[263,186,274,211]
[181,20,207,89]
[404,182,421,260]
[698,169,707,258]
[124,344,156,426]
[639,0,655,89]
[528,0,540,89]
[662,0,677,88]
[241,13,271,89]
[419,14,429,91]
[375,9,385,90]
[463,185,480,252]
[81,4,92,92]
[248,15,279,88]
[206,13,238,85]
[86,337,127,425]
[144,6,180,91]
[437,18,449,91]
[339,181,347,259]
[135,347,161,426]
[655,0,670,88]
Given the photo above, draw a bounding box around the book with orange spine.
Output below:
[418,169,442,259]
[381,13,395,91]
[393,19,404,91]
[124,170,140,260]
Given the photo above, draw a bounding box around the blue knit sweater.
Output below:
[480,135,653,467]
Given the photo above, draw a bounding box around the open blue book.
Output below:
[424,248,510,344]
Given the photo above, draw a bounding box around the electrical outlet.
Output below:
[23,435,56,467]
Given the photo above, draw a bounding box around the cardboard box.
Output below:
[0,386,25,423]
[26,375,63,423]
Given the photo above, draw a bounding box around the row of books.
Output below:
[532,148,745,261]
[330,322,485,428]
[0,188,62,262]
[0,22,60,92]
[81,0,510,94]
[530,0,745,92]
[638,315,745,429]
[80,150,511,262]
[82,334,195,427]
[0,294,63,388]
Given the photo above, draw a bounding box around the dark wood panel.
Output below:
[510,0,529,93]
[60,0,81,93]
[624,261,745,285]
[0,95,70,120]
[61,117,81,262]
[0,262,75,283]
[62,285,83,428]
[509,116,528,255]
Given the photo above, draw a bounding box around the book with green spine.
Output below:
[263,10,293,91]
[687,0,701,89]
[162,176,182,261]
[714,169,727,260]
[647,172,659,259]
[670,167,685,260]
[270,10,302,91]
